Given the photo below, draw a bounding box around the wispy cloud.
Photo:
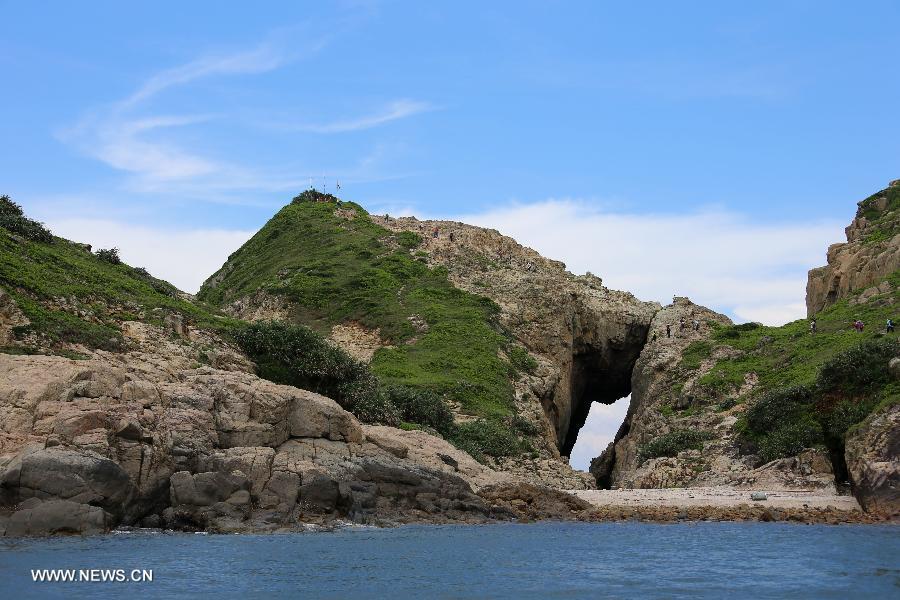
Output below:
[278,99,435,133]
[120,43,290,108]
[58,32,427,202]
[453,199,844,325]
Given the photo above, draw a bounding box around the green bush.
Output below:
[0,195,52,242]
[816,337,899,396]
[233,321,380,415]
[353,392,401,426]
[396,231,422,249]
[449,419,525,461]
[757,415,822,463]
[95,248,122,265]
[745,385,813,433]
[638,429,712,463]
[509,414,541,436]
[508,346,538,376]
[291,189,339,204]
[383,385,454,435]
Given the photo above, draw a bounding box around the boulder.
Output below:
[4,500,110,536]
[845,403,900,517]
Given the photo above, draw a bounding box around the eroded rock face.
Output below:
[0,344,521,536]
[372,216,659,488]
[807,184,900,315]
[845,404,900,517]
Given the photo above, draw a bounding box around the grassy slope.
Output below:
[683,274,900,396]
[0,228,236,353]
[198,197,521,418]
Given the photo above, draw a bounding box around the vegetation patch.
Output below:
[449,419,531,462]
[198,197,518,420]
[0,200,242,353]
[638,429,713,463]
[737,337,900,463]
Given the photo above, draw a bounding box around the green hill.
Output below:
[199,191,538,456]
[0,195,236,356]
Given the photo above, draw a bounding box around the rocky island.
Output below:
[0,182,897,536]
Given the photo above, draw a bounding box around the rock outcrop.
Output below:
[373,216,659,487]
[0,330,534,536]
[807,182,900,315]
[845,403,900,518]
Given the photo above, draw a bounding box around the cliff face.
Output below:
[361,215,660,486]
[807,181,900,316]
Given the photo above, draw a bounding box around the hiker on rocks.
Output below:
[449,231,455,243]
[810,318,817,334]
[692,319,700,331]
[887,318,895,333]
[679,317,686,331]
[666,324,671,338]
[432,227,439,239]
[853,319,864,332]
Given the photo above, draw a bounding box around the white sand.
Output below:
[571,486,861,511]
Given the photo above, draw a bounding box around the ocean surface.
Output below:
[1,522,898,599]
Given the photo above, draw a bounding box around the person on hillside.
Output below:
[887,318,895,333]
[666,324,671,338]
[449,231,455,243]
[810,318,817,334]
[854,319,864,332]
[432,227,439,239]
[692,319,700,331]
[679,317,686,331]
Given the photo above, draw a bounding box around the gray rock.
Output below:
[5,448,133,515]
[889,357,900,380]
[5,500,110,536]
[750,492,768,501]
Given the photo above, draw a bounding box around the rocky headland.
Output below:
[0,183,898,536]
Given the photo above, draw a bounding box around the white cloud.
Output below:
[569,398,629,471]
[45,218,253,293]
[280,99,434,133]
[453,199,844,325]
[121,43,289,108]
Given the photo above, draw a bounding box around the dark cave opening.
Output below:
[561,350,634,458]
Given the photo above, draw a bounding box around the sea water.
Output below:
[1,522,898,599]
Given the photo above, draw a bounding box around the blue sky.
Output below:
[3,1,899,322]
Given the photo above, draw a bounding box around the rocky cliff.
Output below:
[807,181,900,315]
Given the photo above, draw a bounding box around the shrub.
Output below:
[291,189,339,204]
[638,429,712,463]
[509,414,541,436]
[0,195,53,242]
[95,247,122,265]
[233,321,381,415]
[757,415,822,463]
[449,419,524,461]
[353,392,401,426]
[745,385,813,433]
[816,337,899,396]
[383,385,454,435]
[396,231,422,249]
[508,346,538,376]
